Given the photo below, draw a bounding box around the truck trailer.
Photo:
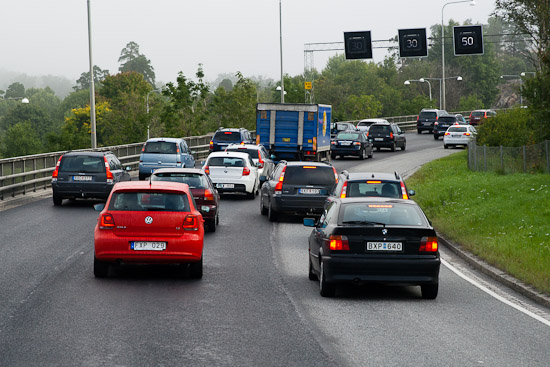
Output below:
[256,103,332,162]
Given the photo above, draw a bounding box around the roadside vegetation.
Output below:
[406,151,550,295]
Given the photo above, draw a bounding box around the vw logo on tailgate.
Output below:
[145,216,153,224]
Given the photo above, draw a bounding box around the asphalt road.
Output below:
[0,132,548,367]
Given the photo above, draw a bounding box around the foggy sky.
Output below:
[0,0,495,85]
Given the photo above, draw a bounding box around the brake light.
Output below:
[104,156,114,182]
[224,132,232,134]
[303,166,317,169]
[209,140,213,150]
[183,214,200,231]
[52,156,62,180]
[258,152,264,168]
[340,181,347,198]
[329,235,349,251]
[242,166,251,176]
[333,167,338,183]
[434,122,439,126]
[331,141,336,145]
[100,213,115,229]
[464,132,471,136]
[400,181,409,200]
[241,141,245,145]
[390,132,394,139]
[367,180,381,184]
[445,132,450,136]
[419,236,438,252]
[204,166,210,175]
[366,131,369,137]
[204,189,214,201]
[274,166,286,193]
[256,135,260,144]
[416,115,420,122]
[353,142,361,146]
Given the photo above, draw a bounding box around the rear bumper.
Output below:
[52,183,112,199]
[417,123,434,131]
[322,254,440,285]
[272,195,327,215]
[331,146,362,155]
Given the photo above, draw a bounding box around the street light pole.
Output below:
[404,79,432,102]
[146,88,162,140]
[442,0,475,111]
[279,0,285,103]
[87,0,97,149]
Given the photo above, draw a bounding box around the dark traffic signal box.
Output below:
[344,31,373,60]
[398,28,428,58]
[453,25,484,55]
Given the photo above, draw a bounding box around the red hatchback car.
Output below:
[93,181,204,278]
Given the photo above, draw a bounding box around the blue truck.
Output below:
[255,103,332,162]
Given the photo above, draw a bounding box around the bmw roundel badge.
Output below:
[382,229,388,235]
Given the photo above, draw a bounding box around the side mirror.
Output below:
[125,166,132,171]
[93,203,105,211]
[191,150,197,155]
[408,189,416,197]
[303,217,317,227]
[270,154,277,160]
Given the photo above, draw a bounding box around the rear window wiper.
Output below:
[341,220,386,226]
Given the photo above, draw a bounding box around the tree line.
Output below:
[0,3,548,159]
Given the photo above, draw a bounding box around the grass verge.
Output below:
[406,150,550,295]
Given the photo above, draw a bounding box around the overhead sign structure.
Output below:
[304,82,312,90]
[344,31,373,60]
[453,25,484,56]
[398,28,428,58]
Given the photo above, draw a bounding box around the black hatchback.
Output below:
[433,114,463,139]
[260,161,337,221]
[51,151,131,206]
[367,122,406,151]
[330,131,373,160]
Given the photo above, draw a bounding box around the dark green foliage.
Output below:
[74,65,110,91]
[476,107,536,146]
[0,121,42,158]
[4,82,25,99]
[118,42,156,86]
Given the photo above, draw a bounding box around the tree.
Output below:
[0,121,42,158]
[74,65,110,91]
[4,82,25,99]
[56,102,112,150]
[118,41,156,86]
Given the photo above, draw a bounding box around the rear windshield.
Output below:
[340,203,425,226]
[225,148,259,159]
[143,141,177,154]
[208,156,247,167]
[151,173,209,189]
[369,125,391,134]
[337,133,360,140]
[419,112,437,119]
[438,116,457,123]
[214,131,241,142]
[448,126,468,132]
[59,156,105,173]
[357,121,373,127]
[284,166,335,186]
[347,181,402,199]
[471,111,485,117]
[108,192,190,212]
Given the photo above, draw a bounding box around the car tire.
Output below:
[434,134,439,140]
[94,257,109,278]
[319,260,336,297]
[189,257,203,279]
[401,141,406,151]
[268,201,278,222]
[139,173,146,180]
[330,153,336,159]
[417,130,422,134]
[421,283,438,299]
[368,149,373,159]
[53,195,62,206]
[359,148,366,160]
[308,257,318,281]
[444,144,449,149]
[260,195,268,215]
[391,142,396,152]
[206,218,216,233]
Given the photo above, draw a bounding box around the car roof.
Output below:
[283,161,333,167]
[152,168,205,175]
[216,128,246,132]
[369,121,392,126]
[225,144,261,150]
[337,197,417,206]
[207,151,252,159]
[341,171,402,181]
[63,151,110,157]
[358,118,387,123]
[112,181,190,192]
[145,137,182,143]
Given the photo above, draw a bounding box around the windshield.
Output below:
[438,116,457,123]
[471,111,485,117]
[448,126,468,132]
[208,157,247,167]
[369,125,391,134]
[419,112,437,119]
[143,141,177,154]
[347,181,402,199]
[226,148,259,159]
[59,156,105,173]
[284,166,335,186]
[108,192,190,212]
[214,131,241,142]
[340,203,425,226]
[336,133,360,140]
[152,173,209,189]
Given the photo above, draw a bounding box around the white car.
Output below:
[203,151,259,199]
[356,118,388,132]
[223,144,275,182]
[443,124,477,149]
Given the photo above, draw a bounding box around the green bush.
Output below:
[476,107,537,146]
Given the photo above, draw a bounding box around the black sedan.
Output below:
[304,197,440,298]
[330,131,374,160]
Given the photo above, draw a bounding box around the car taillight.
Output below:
[256,135,260,144]
[434,122,439,126]
[329,235,349,251]
[242,167,251,176]
[204,166,210,175]
[100,213,115,229]
[333,167,338,183]
[390,132,394,139]
[103,157,114,182]
[274,166,286,193]
[258,153,264,168]
[445,132,450,136]
[419,236,438,252]
[183,214,200,231]
[204,189,214,201]
[416,115,420,122]
[353,141,361,146]
[52,156,62,180]
[241,141,245,145]
[366,131,369,137]
[464,132,471,136]
[400,181,409,200]
[331,141,336,145]
[340,181,348,198]
[209,141,213,150]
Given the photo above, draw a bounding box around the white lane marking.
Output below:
[441,258,550,327]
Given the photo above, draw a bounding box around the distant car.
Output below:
[260,161,338,221]
[51,151,131,206]
[93,181,205,278]
[417,109,448,134]
[433,114,466,140]
[138,138,195,180]
[326,171,415,207]
[151,168,220,232]
[209,128,254,152]
[356,118,386,132]
[304,197,440,298]
[223,143,275,184]
[203,151,260,199]
[455,114,467,124]
[330,122,357,139]
[443,124,477,149]
[469,109,496,126]
[330,131,374,160]
[367,121,406,151]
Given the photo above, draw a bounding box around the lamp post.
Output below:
[413,76,462,110]
[442,0,476,111]
[404,79,432,102]
[146,88,163,140]
[500,74,522,105]
[87,0,97,149]
[279,0,285,103]
[520,71,536,77]
[0,97,30,104]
